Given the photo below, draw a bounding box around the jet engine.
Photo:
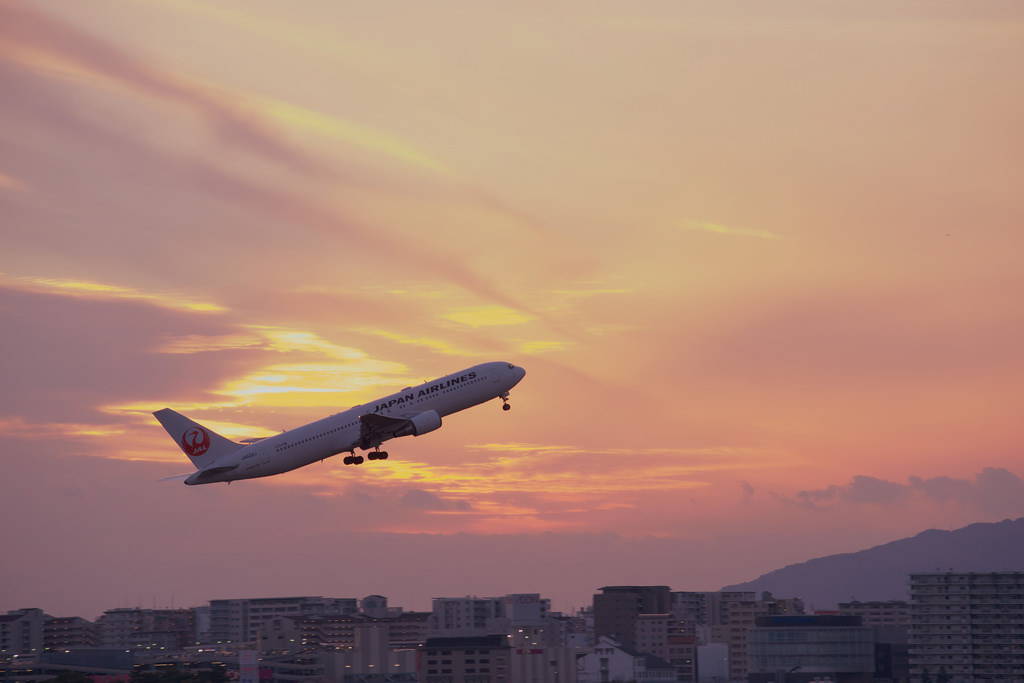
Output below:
[399,409,442,437]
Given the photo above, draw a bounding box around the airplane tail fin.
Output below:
[153,408,244,470]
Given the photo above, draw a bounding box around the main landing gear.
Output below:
[343,449,388,465]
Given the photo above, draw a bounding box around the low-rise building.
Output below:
[577,635,676,683]
[747,614,874,683]
[419,634,511,683]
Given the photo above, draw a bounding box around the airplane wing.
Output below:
[358,410,442,447]
[359,413,412,436]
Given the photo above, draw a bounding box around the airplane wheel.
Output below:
[355,456,364,465]
[502,403,511,411]
[367,452,378,461]
[379,451,389,460]
[343,455,353,465]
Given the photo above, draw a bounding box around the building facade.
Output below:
[429,594,550,639]
[260,610,431,651]
[43,616,97,650]
[0,609,45,655]
[909,571,1024,682]
[707,593,798,682]
[592,586,671,650]
[207,596,358,645]
[419,634,511,683]
[747,615,875,683]
[838,600,910,628]
[95,607,195,651]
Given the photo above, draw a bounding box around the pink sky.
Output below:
[2,0,1024,619]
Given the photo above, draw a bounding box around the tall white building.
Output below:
[910,572,1024,682]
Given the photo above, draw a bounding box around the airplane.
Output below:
[154,361,526,485]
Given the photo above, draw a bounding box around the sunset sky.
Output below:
[2,0,1024,620]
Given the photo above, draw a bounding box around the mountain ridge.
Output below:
[720,517,1024,610]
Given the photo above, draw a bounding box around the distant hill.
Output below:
[721,518,1024,610]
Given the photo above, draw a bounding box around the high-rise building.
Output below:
[909,572,1024,682]
[592,586,671,650]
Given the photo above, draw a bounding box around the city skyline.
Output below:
[2,1,1024,622]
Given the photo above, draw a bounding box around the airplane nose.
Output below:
[513,365,526,383]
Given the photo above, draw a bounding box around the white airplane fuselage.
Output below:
[154,361,526,485]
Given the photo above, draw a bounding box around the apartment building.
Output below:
[207,596,357,645]
[95,607,195,651]
[428,594,551,639]
[43,616,97,650]
[909,571,1024,682]
[260,610,431,651]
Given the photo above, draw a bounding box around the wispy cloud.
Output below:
[444,305,535,328]
[0,273,224,313]
[681,220,784,240]
[0,3,542,320]
[0,3,335,180]
[348,326,471,356]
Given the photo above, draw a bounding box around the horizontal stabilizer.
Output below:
[159,473,193,482]
[197,465,239,477]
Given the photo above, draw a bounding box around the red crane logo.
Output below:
[181,427,211,458]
